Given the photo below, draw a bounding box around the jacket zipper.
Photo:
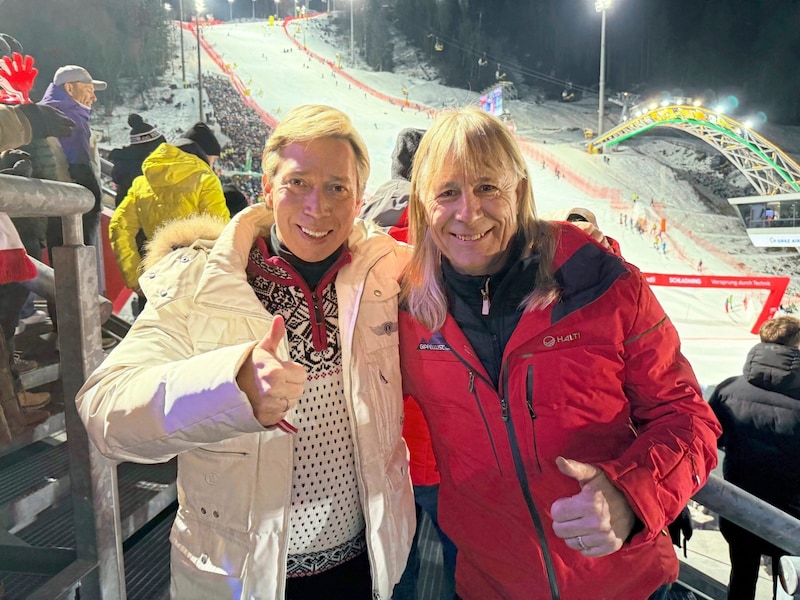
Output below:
[310,290,326,350]
[690,454,701,487]
[466,369,503,474]
[526,365,542,472]
[501,359,560,600]
[480,276,491,315]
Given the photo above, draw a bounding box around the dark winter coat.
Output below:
[109,139,164,206]
[709,342,800,516]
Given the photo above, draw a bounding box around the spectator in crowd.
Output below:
[709,316,800,600]
[39,64,105,248]
[109,123,229,299]
[360,127,457,600]
[397,107,721,600]
[222,182,250,216]
[0,37,66,341]
[542,206,621,256]
[108,114,166,206]
[76,104,413,599]
[203,74,272,204]
[0,103,74,438]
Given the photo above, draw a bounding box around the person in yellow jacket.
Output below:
[109,136,230,294]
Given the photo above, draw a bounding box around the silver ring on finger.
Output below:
[576,535,588,552]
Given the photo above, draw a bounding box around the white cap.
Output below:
[53,65,107,90]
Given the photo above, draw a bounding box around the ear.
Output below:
[516,178,527,200]
[262,173,273,208]
[355,193,364,215]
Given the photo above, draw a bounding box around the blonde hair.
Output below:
[759,315,800,347]
[261,104,370,199]
[401,107,559,331]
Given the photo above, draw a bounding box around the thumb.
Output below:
[556,456,601,488]
[258,315,286,355]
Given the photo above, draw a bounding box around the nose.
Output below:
[454,190,483,223]
[303,187,330,218]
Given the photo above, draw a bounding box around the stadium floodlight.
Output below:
[595,0,613,137]
[164,3,172,11]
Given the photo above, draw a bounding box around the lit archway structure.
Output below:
[588,103,800,195]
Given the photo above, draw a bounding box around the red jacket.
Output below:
[399,224,720,600]
[388,207,440,486]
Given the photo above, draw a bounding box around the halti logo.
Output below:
[418,332,451,351]
[543,332,581,347]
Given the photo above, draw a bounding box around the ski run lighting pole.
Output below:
[595,0,612,137]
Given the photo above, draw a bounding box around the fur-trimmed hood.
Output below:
[142,213,228,271]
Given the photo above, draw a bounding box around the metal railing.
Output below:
[0,174,126,599]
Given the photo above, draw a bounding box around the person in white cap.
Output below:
[39,64,106,250]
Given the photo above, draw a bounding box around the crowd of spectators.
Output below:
[203,74,273,204]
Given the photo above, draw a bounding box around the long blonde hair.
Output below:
[261,104,370,200]
[401,107,559,331]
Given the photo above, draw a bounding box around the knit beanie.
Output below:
[128,113,165,146]
[183,121,221,157]
[391,128,425,181]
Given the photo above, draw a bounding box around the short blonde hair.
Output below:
[402,107,558,331]
[261,104,370,199]
[759,315,800,347]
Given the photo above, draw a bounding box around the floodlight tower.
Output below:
[595,0,613,137]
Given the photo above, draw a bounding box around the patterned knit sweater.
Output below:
[246,237,366,577]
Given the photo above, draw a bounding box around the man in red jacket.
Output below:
[398,107,720,599]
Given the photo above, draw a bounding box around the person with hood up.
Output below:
[360,127,424,243]
[710,316,800,600]
[108,114,166,206]
[108,122,229,297]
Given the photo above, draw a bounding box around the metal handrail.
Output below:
[0,174,126,599]
[694,474,800,556]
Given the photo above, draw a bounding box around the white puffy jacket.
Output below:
[76,205,414,599]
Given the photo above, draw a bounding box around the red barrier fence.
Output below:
[642,272,789,334]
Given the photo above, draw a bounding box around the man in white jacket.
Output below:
[76,105,414,600]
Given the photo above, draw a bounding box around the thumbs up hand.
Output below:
[549,456,636,557]
[236,315,307,427]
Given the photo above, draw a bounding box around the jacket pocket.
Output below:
[178,441,257,532]
[170,514,251,597]
[364,344,404,456]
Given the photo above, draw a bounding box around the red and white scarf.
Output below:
[0,211,36,283]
